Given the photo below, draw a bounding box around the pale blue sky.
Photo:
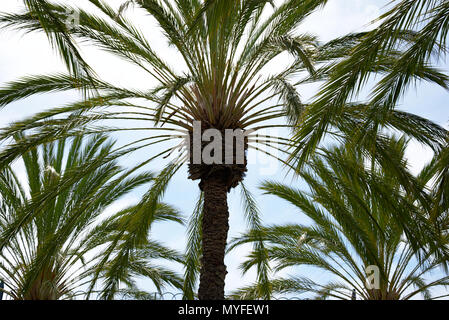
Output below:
[0,0,448,298]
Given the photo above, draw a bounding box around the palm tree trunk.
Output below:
[198,172,229,300]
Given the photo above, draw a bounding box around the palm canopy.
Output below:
[230,137,449,300]
[0,0,337,163]
[291,0,449,168]
[0,134,184,300]
[1,0,445,167]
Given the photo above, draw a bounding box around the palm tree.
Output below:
[0,0,362,299]
[0,134,184,300]
[230,137,449,300]
[291,0,449,168]
[0,0,447,299]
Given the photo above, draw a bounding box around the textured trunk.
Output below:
[187,126,247,300]
[198,171,229,300]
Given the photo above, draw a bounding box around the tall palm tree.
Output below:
[0,134,184,300]
[230,137,449,300]
[0,0,446,299]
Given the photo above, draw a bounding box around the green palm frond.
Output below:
[0,136,183,300]
[182,192,203,300]
[232,137,449,300]
[290,0,449,170]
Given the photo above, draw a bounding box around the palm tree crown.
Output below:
[0,135,184,300]
[231,137,449,300]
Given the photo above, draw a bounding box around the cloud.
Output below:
[405,141,434,176]
[301,0,383,42]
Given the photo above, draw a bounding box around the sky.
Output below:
[0,0,448,299]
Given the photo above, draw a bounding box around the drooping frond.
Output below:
[231,137,449,300]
